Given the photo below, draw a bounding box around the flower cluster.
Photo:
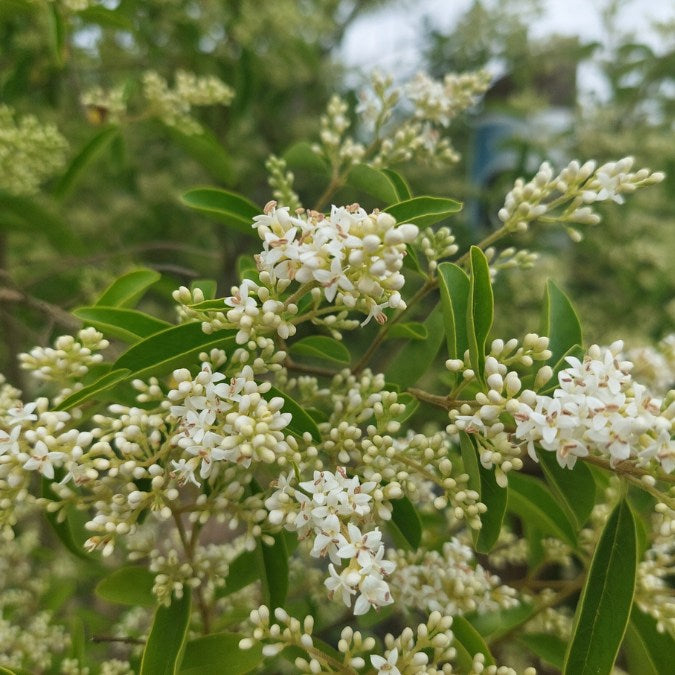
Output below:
[405,70,492,127]
[142,70,234,134]
[168,361,293,480]
[515,341,674,471]
[266,468,399,615]
[388,539,519,617]
[253,202,418,324]
[0,104,67,195]
[498,157,664,240]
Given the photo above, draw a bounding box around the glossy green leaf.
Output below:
[467,246,493,380]
[140,590,192,675]
[54,126,118,199]
[55,368,131,411]
[289,335,351,364]
[114,323,236,380]
[452,616,495,671]
[624,607,675,675]
[74,307,170,342]
[190,279,217,300]
[385,322,427,341]
[180,633,263,675]
[180,188,260,236]
[347,164,400,203]
[264,385,321,442]
[517,633,566,670]
[393,392,419,424]
[381,168,412,201]
[538,450,595,530]
[563,499,637,675]
[384,303,445,388]
[384,196,462,228]
[507,471,577,546]
[256,533,288,610]
[468,603,535,640]
[283,141,329,174]
[95,268,162,308]
[459,431,507,553]
[79,6,134,29]
[237,254,259,282]
[216,550,259,598]
[96,566,156,607]
[437,262,470,368]
[541,279,583,365]
[390,496,422,549]
[402,242,424,274]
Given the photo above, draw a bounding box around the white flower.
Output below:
[0,425,20,456]
[7,401,38,425]
[371,648,400,675]
[22,440,66,480]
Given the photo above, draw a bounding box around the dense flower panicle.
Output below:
[404,70,492,127]
[252,203,418,325]
[168,362,292,477]
[0,104,67,196]
[266,468,398,615]
[388,539,519,617]
[515,341,674,472]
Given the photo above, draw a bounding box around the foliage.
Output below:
[0,1,674,674]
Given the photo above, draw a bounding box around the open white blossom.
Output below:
[253,203,418,325]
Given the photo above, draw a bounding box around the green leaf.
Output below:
[381,168,412,201]
[55,368,131,411]
[180,188,260,236]
[347,164,400,203]
[384,196,462,228]
[468,603,536,640]
[114,323,236,380]
[216,550,259,598]
[0,191,83,254]
[180,633,263,675]
[264,385,321,442]
[237,254,259,282]
[289,335,351,364]
[256,533,288,610]
[402,243,424,274]
[190,279,218,300]
[538,450,595,530]
[54,126,118,200]
[95,268,162,308]
[384,303,445,388]
[166,127,235,184]
[41,477,91,560]
[78,5,134,29]
[140,590,192,675]
[541,280,583,365]
[393,392,419,424]
[385,322,427,341]
[96,566,156,607]
[452,616,495,671]
[390,496,422,549]
[74,307,171,342]
[517,633,566,670]
[437,262,471,369]
[47,3,65,66]
[507,471,577,547]
[467,246,493,380]
[459,431,507,553]
[624,607,675,675]
[563,499,637,675]
[283,141,329,175]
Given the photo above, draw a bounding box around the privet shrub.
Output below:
[0,70,673,675]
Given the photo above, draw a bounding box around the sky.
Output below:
[340,0,674,95]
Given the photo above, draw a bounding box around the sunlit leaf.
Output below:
[96,566,156,607]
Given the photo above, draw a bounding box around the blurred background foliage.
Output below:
[0,0,673,387]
